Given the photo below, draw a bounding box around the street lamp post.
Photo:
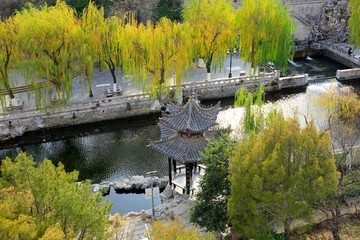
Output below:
[228,48,233,78]
[89,87,94,98]
[145,171,158,220]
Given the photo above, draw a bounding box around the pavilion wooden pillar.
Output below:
[168,157,172,185]
[185,163,194,194]
[172,159,177,174]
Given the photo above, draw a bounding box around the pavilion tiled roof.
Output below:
[149,125,218,163]
[161,98,221,133]
[149,98,221,163]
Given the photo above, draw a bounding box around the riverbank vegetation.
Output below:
[0,152,111,239]
[0,0,294,110]
[191,86,360,239]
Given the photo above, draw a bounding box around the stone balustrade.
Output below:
[0,73,309,142]
[336,68,360,81]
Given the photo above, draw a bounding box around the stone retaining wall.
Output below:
[0,98,156,141]
[336,68,360,81]
[323,46,360,68]
[279,74,309,89]
[0,75,309,143]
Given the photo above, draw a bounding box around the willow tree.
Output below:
[82,2,129,93]
[349,0,360,47]
[14,1,81,103]
[0,17,18,100]
[122,17,193,101]
[80,1,104,97]
[236,0,295,73]
[182,0,236,80]
[102,15,125,93]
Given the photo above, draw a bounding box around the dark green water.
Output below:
[0,118,168,183]
[286,55,347,79]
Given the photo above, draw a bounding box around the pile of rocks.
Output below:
[0,117,44,140]
[92,175,169,195]
[312,0,349,43]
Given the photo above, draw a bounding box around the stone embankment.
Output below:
[336,68,360,81]
[0,74,309,145]
[92,175,169,195]
[0,96,156,143]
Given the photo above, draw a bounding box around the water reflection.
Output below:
[103,189,161,215]
[0,123,168,183]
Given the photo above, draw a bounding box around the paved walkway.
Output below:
[1,56,248,115]
[324,42,360,67]
[116,193,198,240]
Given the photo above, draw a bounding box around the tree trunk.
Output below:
[330,207,341,240]
[159,53,165,102]
[110,67,117,92]
[283,219,292,240]
[4,81,14,99]
[250,39,256,75]
[205,54,213,81]
[106,58,117,92]
[2,68,14,99]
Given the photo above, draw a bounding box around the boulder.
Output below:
[113,182,127,191]
[130,175,145,189]
[160,185,173,201]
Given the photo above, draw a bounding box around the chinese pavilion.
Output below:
[149,98,221,194]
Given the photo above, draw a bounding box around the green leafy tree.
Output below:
[0,152,111,239]
[190,133,237,232]
[228,114,339,240]
[314,88,360,240]
[0,17,18,100]
[236,0,295,73]
[182,0,236,80]
[14,1,82,105]
[122,17,192,101]
[152,0,183,23]
[349,0,360,47]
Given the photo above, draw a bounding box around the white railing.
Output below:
[0,73,276,120]
[336,68,360,81]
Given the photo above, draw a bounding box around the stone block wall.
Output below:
[336,68,360,81]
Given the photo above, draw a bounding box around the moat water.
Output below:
[0,55,356,215]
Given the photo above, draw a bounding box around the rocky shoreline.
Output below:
[92,175,194,224]
[92,175,169,195]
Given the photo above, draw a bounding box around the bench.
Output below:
[106,86,122,97]
[6,98,24,111]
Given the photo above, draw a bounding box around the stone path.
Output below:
[117,192,196,240]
